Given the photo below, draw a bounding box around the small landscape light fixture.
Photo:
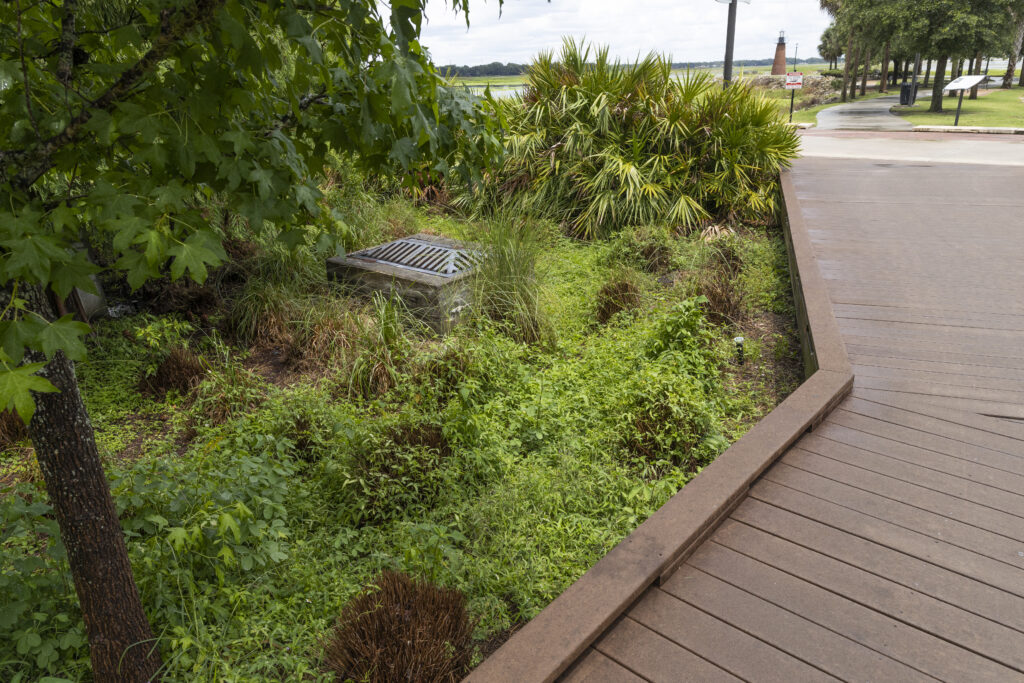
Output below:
[734,336,745,364]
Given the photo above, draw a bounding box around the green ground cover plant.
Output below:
[0,176,801,679]
[893,87,1024,127]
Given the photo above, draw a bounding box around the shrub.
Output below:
[323,571,475,683]
[595,273,642,324]
[604,225,674,273]
[619,361,725,471]
[465,39,799,238]
[647,298,725,382]
[472,217,552,345]
[327,414,453,525]
[691,237,746,325]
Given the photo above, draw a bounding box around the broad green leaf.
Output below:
[0,364,58,422]
[35,316,91,362]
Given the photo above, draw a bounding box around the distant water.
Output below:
[463,85,525,99]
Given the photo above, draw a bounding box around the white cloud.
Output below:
[421,0,832,65]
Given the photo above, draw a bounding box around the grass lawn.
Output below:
[452,63,832,88]
[892,86,1024,127]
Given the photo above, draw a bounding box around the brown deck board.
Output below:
[711,520,1024,671]
[561,650,646,683]
[683,542,1019,681]
[593,618,739,682]
[661,565,929,682]
[732,498,1024,634]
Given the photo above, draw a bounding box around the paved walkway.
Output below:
[563,151,1024,680]
[815,94,912,131]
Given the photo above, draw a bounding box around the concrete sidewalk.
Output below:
[799,130,1024,166]
[815,95,911,131]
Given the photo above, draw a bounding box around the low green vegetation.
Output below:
[1,33,803,681]
[893,87,1024,127]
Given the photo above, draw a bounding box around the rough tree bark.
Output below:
[1004,15,1024,88]
[842,33,854,102]
[26,286,162,682]
[930,55,948,113]
[860,48,871,96]
[879,42,891,92]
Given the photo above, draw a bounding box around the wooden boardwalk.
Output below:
[473,157,1024,682]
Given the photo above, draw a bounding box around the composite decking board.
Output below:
[731,498,1024,635]
[844,342,1024,372]
[592,617,739,683]
[854,375,1024,405]
[840,396,1024,452]
[781,448,1024,539]
[660,566,930,682]
[848,354,1024,384]
[682,542,1020,681]
[709,521,1024,671]
[835,304,1024,330]
[851,388,1024,441]
[624,589,837,682]
[761,464,1024,570]
[748,479,1024,599]
[795,436,1024,520]
[827,410,1024,474]
[813,422,1024,496]
[850,363,1024,394]
[841,333,1024,363]
[560,650,646,683]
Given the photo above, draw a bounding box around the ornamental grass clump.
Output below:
[465,39,799,238]
[324,571,475,683]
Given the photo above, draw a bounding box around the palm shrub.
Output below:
[464,39,799,238]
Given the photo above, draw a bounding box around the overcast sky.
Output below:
[419,0,833,66]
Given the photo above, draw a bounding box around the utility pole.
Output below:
[794,43,799,71]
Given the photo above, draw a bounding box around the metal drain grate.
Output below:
[350,238,479,277]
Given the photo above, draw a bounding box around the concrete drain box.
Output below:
[327,233,480,332]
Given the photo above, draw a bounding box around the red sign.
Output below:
[785,72,804,90]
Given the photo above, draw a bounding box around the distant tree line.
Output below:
[441,58,825,77]
[440,61,528,76]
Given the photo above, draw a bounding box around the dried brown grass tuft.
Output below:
[323,571,476,683]
[142,347,207,396]
[0,410,28,450]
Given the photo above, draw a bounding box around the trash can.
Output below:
[899,82,913,105]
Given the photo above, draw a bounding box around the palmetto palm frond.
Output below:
[462,39,799,238]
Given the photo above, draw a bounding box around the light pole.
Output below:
[717,0,750,88]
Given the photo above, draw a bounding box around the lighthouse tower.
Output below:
[771,31,788,76]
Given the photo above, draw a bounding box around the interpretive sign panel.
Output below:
[944,74,986,91]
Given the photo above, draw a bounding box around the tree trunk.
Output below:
[26,288,162,682]
[848,43,863,101]
[842,33,854,103]
[924,59,931,86]
[970,51,982,99]
[879,42,891,92]
[929,55,948,113]
[892,58,900,85]
[1004,15,1024,88]
[860,48,871,96]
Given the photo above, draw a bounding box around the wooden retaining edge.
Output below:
[465,169,853,683]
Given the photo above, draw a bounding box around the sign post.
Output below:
[942,74,986,126]
[785,72,804,123]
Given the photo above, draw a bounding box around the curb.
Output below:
[913,125,1024,135]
